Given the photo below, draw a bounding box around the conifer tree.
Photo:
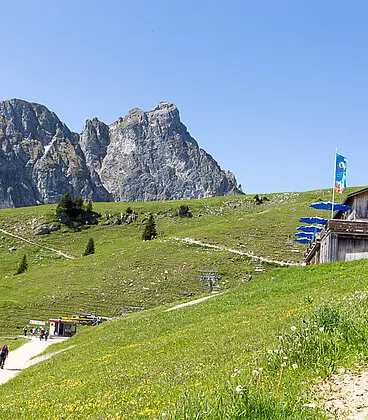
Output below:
[141,214,157,241]
[83,238,95,256]
[15,255,28,275]
[56,193,74,217]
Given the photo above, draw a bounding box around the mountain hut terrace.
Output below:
[304,188,368,264]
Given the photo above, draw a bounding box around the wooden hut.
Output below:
[305,188,368,264]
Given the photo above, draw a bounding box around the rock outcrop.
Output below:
[0,99,242,208]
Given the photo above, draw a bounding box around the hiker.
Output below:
[30,327,34,336]
[39,329,45,341]
[23,325,28,336]
[34,327,39,336]
[45,330,49,341]
[0,344,9,369]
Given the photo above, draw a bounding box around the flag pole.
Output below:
[331,149,337,219]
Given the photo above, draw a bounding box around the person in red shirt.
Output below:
[0,344,9,369]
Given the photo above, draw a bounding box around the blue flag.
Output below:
[335,153,347,193]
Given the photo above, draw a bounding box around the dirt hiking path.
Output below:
[0,228,75,259]
[171,237,299,267]
[0,337,69,385]
[165,293,222,312]
[318,367,368,419]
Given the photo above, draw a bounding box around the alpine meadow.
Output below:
[1,187,368,418]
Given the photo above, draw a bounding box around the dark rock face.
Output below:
[0,99,111,208]
[0,99,242,208]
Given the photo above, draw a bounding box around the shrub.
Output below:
[15,255,28,275]
[178,204,192,218]
[83,238,95,256]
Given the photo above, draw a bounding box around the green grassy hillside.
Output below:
[1,259,368,419]
[0,187,364,334]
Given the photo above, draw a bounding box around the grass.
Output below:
[1,187,368,418]
[0,259,368,418]
[0,187,364,335]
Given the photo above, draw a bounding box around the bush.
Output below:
[142,214,157,241]
[15,255,28,275]
[178,204,192,218]
[83,238,95,256]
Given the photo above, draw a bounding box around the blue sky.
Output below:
[1,1,368,193]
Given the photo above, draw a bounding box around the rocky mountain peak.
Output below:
[0,99,242,208]
[151,101,177,111]
[0,99,64,146]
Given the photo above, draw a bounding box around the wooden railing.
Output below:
[326,219,368,234]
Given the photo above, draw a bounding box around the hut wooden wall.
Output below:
[337,191,368,220]
[337,236,368,261]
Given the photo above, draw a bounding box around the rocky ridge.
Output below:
[0,99,242,208]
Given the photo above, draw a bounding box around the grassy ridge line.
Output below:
[1,259,368,418]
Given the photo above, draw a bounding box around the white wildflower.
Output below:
[236,385,246,393]
[267,349,273,355]
[319,327,324,332]
[292,363,298,369]
[252,369,259,376]
[281,362,287,367]
[303,403,315,409]
[291,326,297,332]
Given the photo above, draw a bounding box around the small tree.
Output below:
[56,193,74,217]
[56,193,87,218]
[142,214,157,241]
[15,255,28,275]
[83,238,95,256]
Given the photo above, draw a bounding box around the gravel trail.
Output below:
[0,337,69,385]
[171,237,300,267]
[164,293,222,312]
[0,228,75,259]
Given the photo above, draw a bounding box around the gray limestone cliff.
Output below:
[0,99,242,208]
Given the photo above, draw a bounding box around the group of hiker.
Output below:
[0,326,50,371]
[23,325,49,340]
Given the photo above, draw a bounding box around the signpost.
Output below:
[29,320,46,326]
[199,270,220,293]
